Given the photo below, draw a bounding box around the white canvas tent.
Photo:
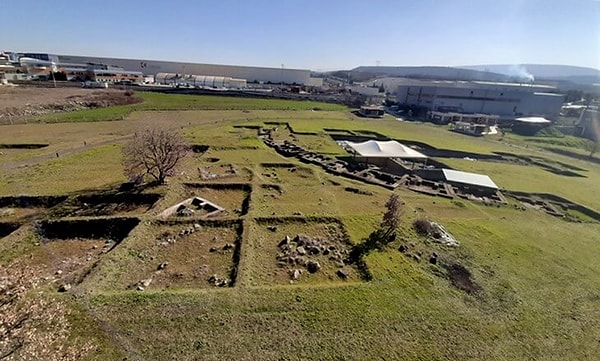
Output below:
[344,140,427,159]
[514,116,551,124]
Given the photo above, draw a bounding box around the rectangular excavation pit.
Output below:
[19,237,110,290]
[49,193,161,218]
[176,183,251,217]
[243,217,368,286]
[10,217,140,290]
[37,217,140,244]
[0,143,49,149]
[0,195,69,222]
[127,220,242,290]
[159,196,226,219]
[0,222,21,238]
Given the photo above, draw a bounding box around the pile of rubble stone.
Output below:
[208,274,230,287]
[156,223,203,246]
[276,233,350,281]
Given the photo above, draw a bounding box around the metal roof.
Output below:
[514,116,552,124]
[92,69,143,75]
[442,169,498,189]
[345,140,427,159]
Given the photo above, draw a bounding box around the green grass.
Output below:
[441,157,600,211]
[84,205,600,360]
[27,92,349,123]
[2,97,600,360]
[0,144,126,195]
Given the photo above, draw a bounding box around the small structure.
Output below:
[159,196,224,219]
[514,116,552,124]
[415,168,499,197]
[511,116,552,135]
[428,111,499,135]
[358,105,385,118]
[449,121,496,136]
[441,169,498,192]
[344,140,427,160]
[342,139,428,174]
[429,111,499,126]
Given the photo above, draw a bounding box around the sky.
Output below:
[1,0,599,71]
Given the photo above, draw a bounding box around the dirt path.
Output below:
[0,135,132,171]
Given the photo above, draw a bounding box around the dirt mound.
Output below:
[444,263,481,294]
[0,87,142,123]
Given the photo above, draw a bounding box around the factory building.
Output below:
[57,54,320,86]
[155,73,247,89]
[4,51,322,86]
[396,80,564,120]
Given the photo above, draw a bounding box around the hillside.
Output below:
[460,64,600,86]
[349,66,512,82]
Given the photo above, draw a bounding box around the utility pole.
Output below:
[51,61,56,88]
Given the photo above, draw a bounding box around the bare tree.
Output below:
[123,127,189,184]
[380,193,402,239]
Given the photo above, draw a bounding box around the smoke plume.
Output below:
[508,65,535,82]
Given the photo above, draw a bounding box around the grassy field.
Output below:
[1,92,599,360]
[25,92,348,124]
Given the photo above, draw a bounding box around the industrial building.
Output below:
[396,79,565,120]
[154,73,247,89]
[56,54,321,86]
[2,51,323,86]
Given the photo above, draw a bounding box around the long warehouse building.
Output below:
[396,79,564,119]
[57,54,320,86]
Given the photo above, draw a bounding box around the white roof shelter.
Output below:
[514,117,552,124]
[442,169,498,190]
[345,140,427,159]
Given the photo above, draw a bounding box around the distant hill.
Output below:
[349,66,512,82]
[459,64,600,86]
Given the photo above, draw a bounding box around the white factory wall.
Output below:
[57,55,313,85]
[398,82,564,119]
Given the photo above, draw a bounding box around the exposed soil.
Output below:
[249,219,362,285]
[0,86,142,124]
[25,238,109,288]
[183,183,251,217]
[136,222,241,289]
[0,195,68,208]
[0,196,69,222]
[444,263,482,294]
[0,222,20,238]
[0,143,48,149]
[49,193,161,218]
[37,217,140,244]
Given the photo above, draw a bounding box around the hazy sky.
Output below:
[1,0,599,71]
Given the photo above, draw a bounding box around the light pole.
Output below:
[50,61,56,88]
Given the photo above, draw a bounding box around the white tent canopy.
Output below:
[514,116,551,124]
[344,140,428,159]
